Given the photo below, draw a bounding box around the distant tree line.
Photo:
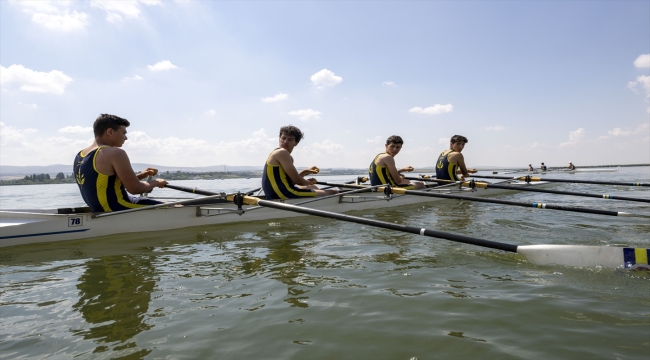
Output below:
[0,172,76,185]
[1,168,369,186]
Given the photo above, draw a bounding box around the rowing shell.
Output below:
[0,179,549,248]
[1,179,648,270]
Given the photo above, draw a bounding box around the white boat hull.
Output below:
[1,180,540,248]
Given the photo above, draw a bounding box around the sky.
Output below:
[1,0,649,169]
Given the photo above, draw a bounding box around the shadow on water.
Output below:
[71,254,157,358]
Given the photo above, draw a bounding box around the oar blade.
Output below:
[517,245,650,269]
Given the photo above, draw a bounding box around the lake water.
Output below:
[1,168,649,359]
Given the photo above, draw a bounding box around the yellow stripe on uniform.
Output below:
[635,248,648,265]
[115,178,148,209]
[267,162,288,200]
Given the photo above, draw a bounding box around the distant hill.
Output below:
[0,164,263,176]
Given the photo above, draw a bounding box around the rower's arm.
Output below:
[398,165,414,173]
[450,152,476,178]
[112,150,167,194]
[383,156,411,185]
[137,167,159,180]
[275,150,315,186]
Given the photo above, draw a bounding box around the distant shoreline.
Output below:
[0,164,647,186]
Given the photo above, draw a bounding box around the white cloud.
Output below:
[366,135,383,144]
[409,104,453,115]
[486,125,506,131]
[287,109,322,121]
[0,123,279,166]
[18,102,38,109]
[147,60,178,72]
[31,10,89,31]
[628,75,650,113]
[0,122,37,146]
[122,74,143,82]
[310,69,342,89]
[58,126,93,135]
[90,0,161,22]
[17,1,90,31]
[261,93,288,103]
[382,81,395,86]
[559,128,586,148]
[603,123,649,138]
[307,139,345,154]
[0,64,73,95]
[438,137,449,144]
[205,109,216,116]
[122,128,277,164]
[627,75,650,97]
[634,54,650,68]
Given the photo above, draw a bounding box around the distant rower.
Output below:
[262,125,338,200]
[540,162,547,171]
[568,162,576,170]
[435,135,477,183]
[528,164,534,171]
[73,114,167,213]
[369,135,424,189]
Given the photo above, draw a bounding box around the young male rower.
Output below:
[568,162,576,170]
[435,135,477,184]
[528,164,534,171]
[262,125,339,200]
[540,162,547,171]
[369,135,424,189]
[73,114,168,212]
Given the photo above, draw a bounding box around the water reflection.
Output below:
[72,254,157,357]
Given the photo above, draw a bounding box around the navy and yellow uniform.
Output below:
[73,146,161,212]
[436,150,459,183]
[368,153,414,189]
[261,149,316,200]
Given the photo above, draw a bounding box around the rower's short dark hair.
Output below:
[386,135,404,145]
[279,125,304,143]
[450,135,468,144]
[93,114,130,137]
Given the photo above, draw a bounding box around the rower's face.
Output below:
[385,142,402,156]
[107,126,128,147]
[279,133,297,151]
[450,141,466,152]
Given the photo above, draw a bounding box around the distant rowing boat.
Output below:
[523,167,620,174]
[564,167,620,173]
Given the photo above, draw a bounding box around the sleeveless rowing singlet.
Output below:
[368,153,414,189]
[261,149,316,200]
[73,146,161,212]
[436,150,459,182]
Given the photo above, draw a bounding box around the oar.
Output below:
[91,193,229,218]
[316,182,650,219]
[321,177,368,190]
[470,174,649,187]
[405,177,650,204]
[167,184,649,269]
[166,184,261,196]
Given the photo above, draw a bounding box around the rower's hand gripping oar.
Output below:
[166,184,649,269]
